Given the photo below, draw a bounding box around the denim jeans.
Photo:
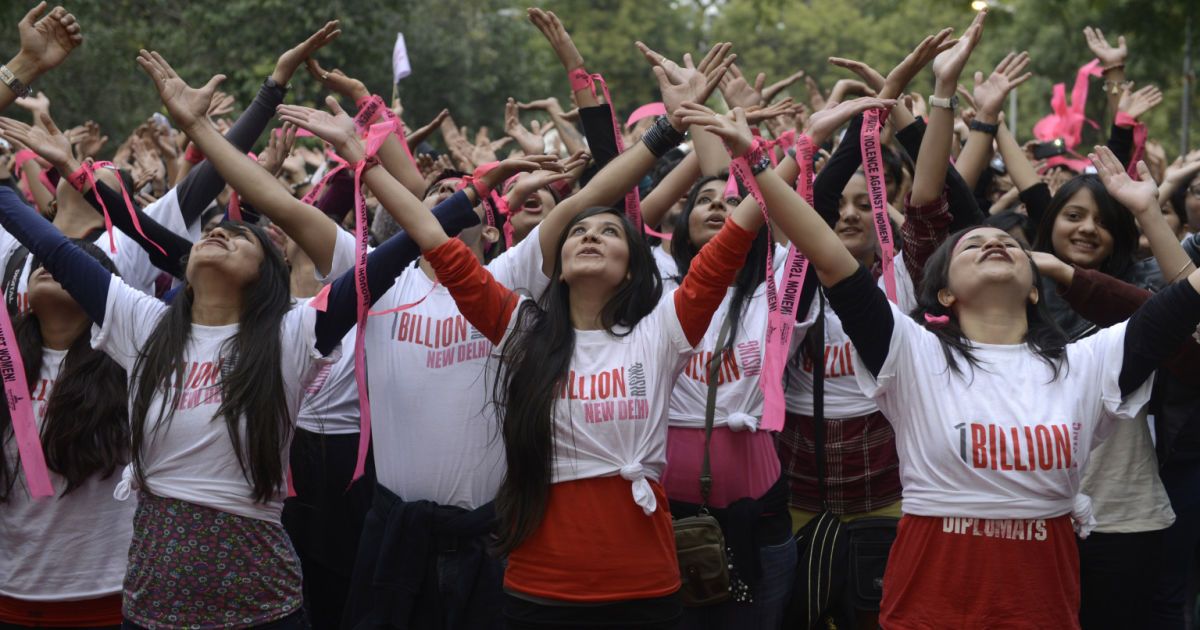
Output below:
[679,536,798,629]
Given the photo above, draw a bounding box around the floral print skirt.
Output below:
[122,492,303,629]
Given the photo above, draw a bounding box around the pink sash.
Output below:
[859,108,897,303]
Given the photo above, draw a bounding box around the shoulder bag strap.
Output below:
[700,307,737,510]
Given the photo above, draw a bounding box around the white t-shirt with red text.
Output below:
[325,226,549,510]
[0,347,136,601]
[854,302,1154,519]
[92,277,334,523]
[497,291,695,515]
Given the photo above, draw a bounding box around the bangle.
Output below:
[1102,63,1126,74]
[969,119,999,135]
[640,116,685,158]
[1170,260,1197,283]
[740,139,769,174]
[749,153,772,175]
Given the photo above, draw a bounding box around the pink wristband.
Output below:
[568,68,594,93]
[67,162,91,192]
[1114,111,1138,128]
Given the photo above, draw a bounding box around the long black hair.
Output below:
[1032,174,1138,279]
[0,240,127,502]
[492,206,662,554]
[671,174,769,338]
[129,221,293,503]
[914,226,1068,381]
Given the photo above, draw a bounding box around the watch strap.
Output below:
[0,65,31,99]
[928,94,956,110]
[968,119,999,135]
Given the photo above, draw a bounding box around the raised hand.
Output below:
[130,137,165,190]
[932,10,987,88]
[827,57,886,95]
[637,41,735,130]
[15,3,82,76]
[761,70,806,103]
[136,50,226,132]
[207,91,235,119]
[675,102,754,157]
[827,79,876,106]
[304,57,368,102]
[478,154,564,193]
[880,27,957,99]
[406,108,450,151]
[0,113,73,169]
[744,98,799,125]
[257,123,298,177]
[505,98,546,155]
[15,91,51,118]
[1118,84,1163,121]
[805,97,898,147]
[1090,144,1159,215]
[972,51,1032,122]
[1030,251,1075,286]
[273,21,340,86]
[805,75,827,112]
[527,8,585,72]
[276,96,361,162]
[719,63,765,110]
[1083,26,1126,68]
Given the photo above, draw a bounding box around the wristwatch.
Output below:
[0,65,32,99]
[263,76,287,92]
[928,94,959,111]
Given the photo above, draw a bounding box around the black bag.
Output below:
[784,293,850,629]
[844,517,898,612]
[673,311,735,606]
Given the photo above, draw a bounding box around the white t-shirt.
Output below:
[854,302,1154,519]
[496,290,695,515]
[295,328,359,435]
[1081,408,1175,533]
[0,347,135,600]
[668,246,811,429]
[5,189,189,314]
[653,244,678,282]
[93,276,334,523]
[325,226,550,510]
[784,295,880,418]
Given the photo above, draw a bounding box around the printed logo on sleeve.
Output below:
[559,363,650,423]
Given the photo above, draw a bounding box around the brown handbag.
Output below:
[673,311,734,606]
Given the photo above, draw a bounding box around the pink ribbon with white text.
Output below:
[859,108,897,303]
[0,303,52,498]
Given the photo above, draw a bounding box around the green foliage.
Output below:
[0,0,1194,155]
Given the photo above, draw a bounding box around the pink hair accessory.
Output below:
[624,102,666,130]
[924,312,951,327]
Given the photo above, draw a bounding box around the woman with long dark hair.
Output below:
[305,45,749,626]
[755,99,1200,627]
[0,240,130,629]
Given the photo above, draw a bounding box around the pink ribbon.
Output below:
[758,135,814,432]
[625,102,667,130]
[300,150,349,206]
[11,149,54,207]
[0,303,52,498]
[859,109,897,304]
[68,161,166,257]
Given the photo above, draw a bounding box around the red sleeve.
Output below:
[674,220,758,346]
[425,238,520,345]
[1062,267,1200,387]
[901,189,952,289]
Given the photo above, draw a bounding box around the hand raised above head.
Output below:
[136,50,226,133]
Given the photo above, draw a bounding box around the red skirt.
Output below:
[880,514,1080,630]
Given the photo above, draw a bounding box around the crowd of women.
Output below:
[1,2,1199,629]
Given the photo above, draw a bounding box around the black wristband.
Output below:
[641,116,686,158]
[969,119,999,135]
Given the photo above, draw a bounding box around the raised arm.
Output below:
[174,22,340,227]
[0,186,109,324]
[1118,269,1200,396]
[0,4,81,113]
[639,150,700,231]
[1083,26,1127,130]
[911,10,986,207]
[1092,145,1196,282]
[955,52,1031,190]
[536,41,733,276]
[137,50,340,275]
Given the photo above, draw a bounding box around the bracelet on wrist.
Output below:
[969,119,999,135]
[641,116,686,158]
[568,68,593,93]
[1101,63,1126,73]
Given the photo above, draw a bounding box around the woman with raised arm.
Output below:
[659,96,888,629]
[0,231,130,629]
[749,60,1200,630]
[0,48,351,627]
[302,42,742,626]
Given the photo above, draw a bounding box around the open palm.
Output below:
[0,114,72,168]
[1091,145,1157,215]
[277,98,357,155]
[136,50,224,131]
